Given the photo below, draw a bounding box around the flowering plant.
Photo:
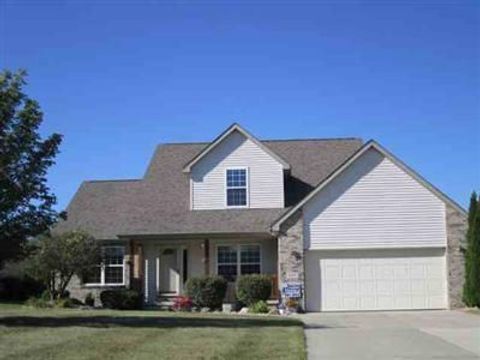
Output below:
[172,295,193,312]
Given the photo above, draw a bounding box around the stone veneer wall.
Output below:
[446,203,467,309]
[277,210,305,307]
[66,244,132,307]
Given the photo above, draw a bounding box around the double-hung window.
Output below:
[217,244,261,282]
[84,246,125,286]
[226,168,248,207]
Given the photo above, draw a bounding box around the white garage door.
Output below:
[305,249,448,312]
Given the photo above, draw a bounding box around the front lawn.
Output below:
[0,303,305,360]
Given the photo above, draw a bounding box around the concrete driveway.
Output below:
[300,310,480,359]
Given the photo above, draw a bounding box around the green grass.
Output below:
[0,303,305,360]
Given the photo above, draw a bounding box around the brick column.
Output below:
[446,204,467,308]
[277,210,305,308]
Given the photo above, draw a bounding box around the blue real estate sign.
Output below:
[282,284,303,298]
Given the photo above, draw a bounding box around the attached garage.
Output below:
[272,143,466,312]
[305,249,448,312]
[274,141,466,312]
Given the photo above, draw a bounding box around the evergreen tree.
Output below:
[473,197,480,306]
[463,192,479,306]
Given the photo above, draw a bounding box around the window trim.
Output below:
[84,246,126,287]
[225,167,249,208]
[215,243,262,282]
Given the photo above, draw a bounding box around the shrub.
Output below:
[55,297,83,308]
[249,300,269,314]
[172,295,193,312]
[185,276,228,310]
[25,296,51,308]
[85,292,95,307]
[100,289,143,310]
[236,274,272,306]
[0,261,45,301]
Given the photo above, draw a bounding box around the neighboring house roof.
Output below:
[271,140,467,232]
[55,137,362,239]
[182,123,291,172]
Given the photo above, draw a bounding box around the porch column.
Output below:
[202,238,210,275]
[176,247,184,294]
[131,242,143,291]
[144,257,149,302]
[156,255,160,295]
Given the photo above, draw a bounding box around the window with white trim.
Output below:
[217,244,261,282]
[84,246,125,286]
[226,168,247,207]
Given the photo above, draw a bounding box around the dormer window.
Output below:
[226,168,248,207]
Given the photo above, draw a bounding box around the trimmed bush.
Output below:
[25,296,51,308]
[100,289,143,310]
[185,276,228,310]
[0,261,44,301]
[236,274,272,306]
[249,300,269,314]
[0,275,44,301]
[85,292,95,307]
[55,297,83,308]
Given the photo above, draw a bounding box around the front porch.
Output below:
[128,236,279,305]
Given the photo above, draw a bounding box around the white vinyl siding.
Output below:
[305,249,448,312]
[191,130,284,210]
[304,148,447,250]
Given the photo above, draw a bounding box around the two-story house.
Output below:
[57,123,467,312]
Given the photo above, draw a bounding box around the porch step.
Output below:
[155,292,178,310]
[158,292,177,299]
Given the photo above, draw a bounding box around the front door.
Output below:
[160,249,178,293]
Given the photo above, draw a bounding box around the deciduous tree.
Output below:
[27,231,100,300]
[0,69,63,265]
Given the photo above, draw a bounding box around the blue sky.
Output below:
[2,1,479,210]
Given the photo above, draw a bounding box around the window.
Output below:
[226,168,247,207]
[217,244,261,282]
[240,245,261,275]
[84,246,125,286]
[217,246,238,282]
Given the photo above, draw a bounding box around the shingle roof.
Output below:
[55,138,363,239]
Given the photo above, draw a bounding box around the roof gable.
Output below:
[182,123,290,173]
[271,140,466,231]
[56,138,363,239]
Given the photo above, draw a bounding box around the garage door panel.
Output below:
[394,279,410,294]
[430,296,446,308]
[358,265,374,279]
[342,266,356,279]
[428,280,445,295]
[393,265,409,278]
[359,280,374,294]
[325,265,340,279]
[410,264,426,278]
[411,279,426,294]
[343,280,357,295]
[306,249,447,312]
[360,297,375,310]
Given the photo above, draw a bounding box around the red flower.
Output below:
[172,295,193,311]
